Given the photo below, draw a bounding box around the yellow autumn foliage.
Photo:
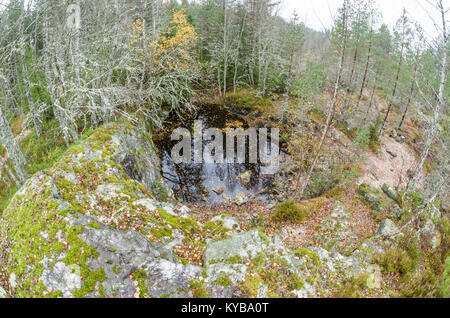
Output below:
[129,10,199,73]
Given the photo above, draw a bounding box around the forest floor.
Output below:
[184,89,425,256]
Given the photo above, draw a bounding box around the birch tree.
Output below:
[298,0,349,200]
[407,0,448,193]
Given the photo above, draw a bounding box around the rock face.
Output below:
[233,191,250,206]
[0,123,195,298]
[2,122,442,299]
[0,123,312,298]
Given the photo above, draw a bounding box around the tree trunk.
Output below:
[379,47,404,137]
[298,0,348,200]
[0,105,27,184]
[398,62,418,130]
[355,31,373,114]
[407,0,448,192]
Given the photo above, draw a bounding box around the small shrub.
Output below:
[375,247,415,275]
[189,279,211,298]
[272,200,307,223]
[272,198,326,223]
[334,273,371,298]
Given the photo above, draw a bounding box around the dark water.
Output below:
[158,106,285,204]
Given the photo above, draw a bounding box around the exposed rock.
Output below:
[389,206,405,219]
[9,273,16,290]
[233,191,249,206]
[310,205,359,255]
[237,171,252,185]
[364,265,382,289]
[203,230,263,265]
[381,183,397,202]
[390,129,405,143]
[375,219,401,238]
[420,220,442,250]
[390,129,398,139]
[111,124,162,194]
[222,193,232,202]
[0,123,215,298]
[212,215,241,231]
[386,150,397,158]
[212,186,225,195]
[0,122,320,298]
[0,286,6,298]
[206,263,247,298]
[396,135,406,143]
[358,182,393,213]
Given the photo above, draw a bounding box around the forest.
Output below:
[0,0,448,299]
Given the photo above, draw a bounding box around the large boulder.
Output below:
[375,219,401,238]
[0,122,315,298]
[381,184,397,202]
[0,123,215,298]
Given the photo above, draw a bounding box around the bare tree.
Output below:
[407,0,448,193]
[298,0,349,200]
[0,104,27,185]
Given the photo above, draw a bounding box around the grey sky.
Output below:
[280,0,449,40]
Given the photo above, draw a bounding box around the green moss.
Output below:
[258,230,271,245]
[44,290,63,298]
[189,279,211,298]
[238,252,305,298]
[272,200,308,223]
[132,269,150,298]
[88,221,100,230]
[334,273,371,298]
[375,247,415,275]
[112,265,121,275]
[294,249,321,266]
[214,272,233,288]
[224,90,273,111]
[238,275,264,297]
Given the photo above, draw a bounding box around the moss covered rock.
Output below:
[0,122,319,299]
[0,123,215,298]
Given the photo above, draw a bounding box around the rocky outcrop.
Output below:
[0,123,313,298]
[1,122,444,298]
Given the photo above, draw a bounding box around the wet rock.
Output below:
[212,186,225,195]
[233,191,249,206]
[237,171,252,185]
